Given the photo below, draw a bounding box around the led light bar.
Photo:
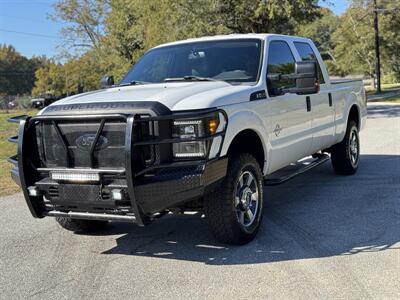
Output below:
[51,171,100,182]
[174,152,205,158]
[173,120,203,125]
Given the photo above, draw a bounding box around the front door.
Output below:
[264,40,313,173]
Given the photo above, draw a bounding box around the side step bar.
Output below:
[264,154,330,186]
[45,211,137,222]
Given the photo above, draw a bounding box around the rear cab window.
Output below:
[293,42,325,84]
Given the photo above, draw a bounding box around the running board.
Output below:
[264,154,330,186]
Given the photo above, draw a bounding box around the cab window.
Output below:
[294,42,325,84]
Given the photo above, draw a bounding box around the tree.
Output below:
[295,8,341,75]
[215,0,321,34]
[331,4,376,79]
[295,8,339,55]
[0,44,48,95]
[329,0,400,84]
[32,63,65,97]
[377,0,400,82]
[51,0,109,53]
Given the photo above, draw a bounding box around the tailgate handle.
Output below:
[306,96,311,112]
[328,93,333,107]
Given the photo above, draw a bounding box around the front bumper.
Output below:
[7,110,227,225]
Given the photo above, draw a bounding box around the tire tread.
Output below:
[205,153,263,245]
[331,120,359,175]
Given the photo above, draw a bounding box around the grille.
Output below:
[101,189,111,200]
[48,186,59,199]
[36,120,127,168]
[58,184,102,202]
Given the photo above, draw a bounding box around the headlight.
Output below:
[172,112,226,159]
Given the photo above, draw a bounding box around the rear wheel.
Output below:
[56,217,108,233]
[331,120,360,175]
[204,153,263,245]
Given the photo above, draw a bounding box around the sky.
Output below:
[0,0,349,59]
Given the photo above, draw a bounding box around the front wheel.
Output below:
[331,120,360,175]
[204,153,263,245]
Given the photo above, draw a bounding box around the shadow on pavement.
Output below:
[367,103,400,118]
[99,153,399,265]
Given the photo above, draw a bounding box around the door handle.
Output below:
[306,96,311,112]
[328,93,332,107]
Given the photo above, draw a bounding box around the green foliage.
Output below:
[0,45,48,95]
[331,4,376,77]
[330,0,400,81]
[378,0,400,82]
[216,0,320,34]
[295,8,339,54]
[51,0,108,50]
[32,63,65,97]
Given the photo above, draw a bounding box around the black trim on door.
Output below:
[306,96,311,112]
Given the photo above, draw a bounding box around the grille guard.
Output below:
[7,109,227,225]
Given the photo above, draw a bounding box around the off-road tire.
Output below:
[204,153,263,245]
[56,217,108,233]
[331,120,360,175]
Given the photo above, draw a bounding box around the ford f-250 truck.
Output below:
[8,34,367,245]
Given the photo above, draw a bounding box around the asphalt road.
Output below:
[1,103,399,299]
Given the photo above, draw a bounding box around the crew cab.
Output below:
[8,34,367,244]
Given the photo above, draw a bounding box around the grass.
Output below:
[365,83,400,95]
[0,109,37,197]
[379,95,400,103]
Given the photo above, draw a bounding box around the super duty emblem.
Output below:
[76,134,108,151]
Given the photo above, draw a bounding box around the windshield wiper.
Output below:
[119,80,150,87]
[164,75,216,82]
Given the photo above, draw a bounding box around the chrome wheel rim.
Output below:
[349,130,359,166]
[235,170,259,227]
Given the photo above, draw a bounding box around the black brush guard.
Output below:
[7,110,228,226]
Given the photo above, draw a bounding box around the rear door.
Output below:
[265,40,313,173]
[293,42,335,153]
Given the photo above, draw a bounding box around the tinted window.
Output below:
[294,42,325,83]
[121,39,262,84]
[267,41,296,96]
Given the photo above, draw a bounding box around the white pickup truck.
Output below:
[8,34,367,244]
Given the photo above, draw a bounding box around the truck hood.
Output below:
[50,81,257,112]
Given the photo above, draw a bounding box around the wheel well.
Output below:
[227,129,265,170]
[348,105,360,129]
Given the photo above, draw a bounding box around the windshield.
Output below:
[120,39,263,85]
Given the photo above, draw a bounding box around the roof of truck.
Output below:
[152,33,311,49]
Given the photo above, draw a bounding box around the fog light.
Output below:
[111,189,124,200]
[172,141,206,158]
[51,171,100,182]
[28,186,41,197]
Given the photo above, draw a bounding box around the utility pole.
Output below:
[373,0,382,93]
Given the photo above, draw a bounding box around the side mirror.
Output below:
[293,61,319,95]
[267,61,319,96]
[100,75,114,89]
